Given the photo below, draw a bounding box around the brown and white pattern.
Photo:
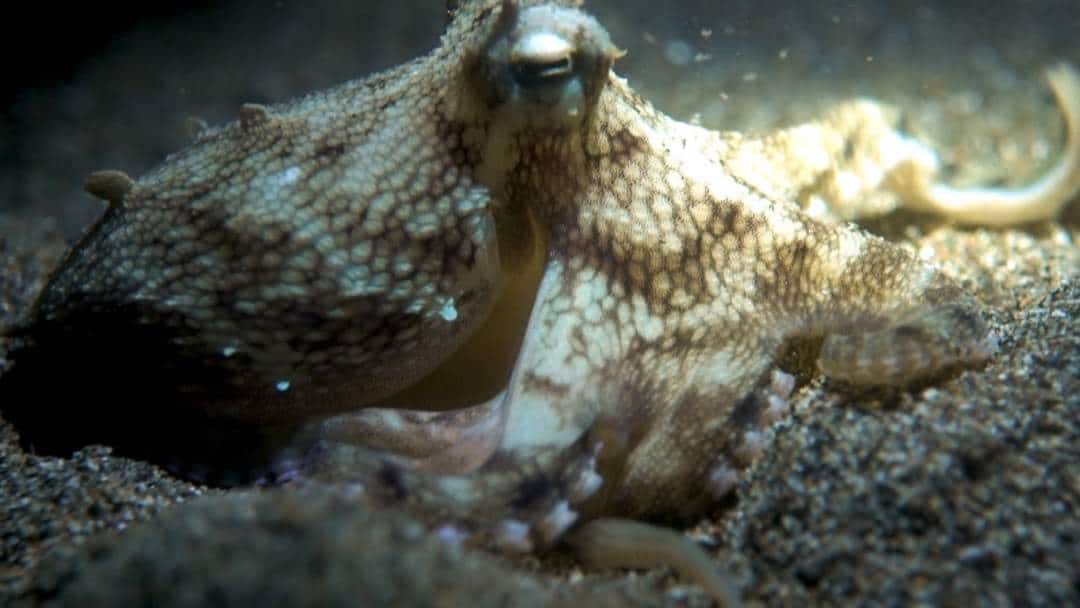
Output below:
[2,1,1077,593]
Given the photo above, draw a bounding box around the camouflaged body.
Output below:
[13,0,1059,540]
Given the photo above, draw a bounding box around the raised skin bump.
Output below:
[0,0,1069,602]
[83,170,136,205]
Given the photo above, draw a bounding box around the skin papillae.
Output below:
[2,0,1078,604]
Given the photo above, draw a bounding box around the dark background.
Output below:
[3,1,1078,234]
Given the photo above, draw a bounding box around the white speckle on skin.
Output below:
[281,166,302,184]
[439,298,458,322]
[267,167,302,194]
[222,346,238,358]
[275,380,291,392]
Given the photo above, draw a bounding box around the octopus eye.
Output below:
[510,32,575,87]
[480,5,617,119]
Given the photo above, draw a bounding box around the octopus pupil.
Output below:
[512,56,574,87]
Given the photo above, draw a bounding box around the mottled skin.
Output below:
[3,0,1077,579]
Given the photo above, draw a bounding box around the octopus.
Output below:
[2,0,1078,603]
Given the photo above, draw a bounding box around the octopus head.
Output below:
[474,2,621,127]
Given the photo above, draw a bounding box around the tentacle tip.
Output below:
[733,430,767,465]
[435,524,469,550]
[538,500,579,545]
[706,463,740,499]
[763,394,790,424]
[569,442,605,503]
[494,519,534,553]
[1045,62,1079,90]
[770,369,796,398]
[569,467,604,503]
